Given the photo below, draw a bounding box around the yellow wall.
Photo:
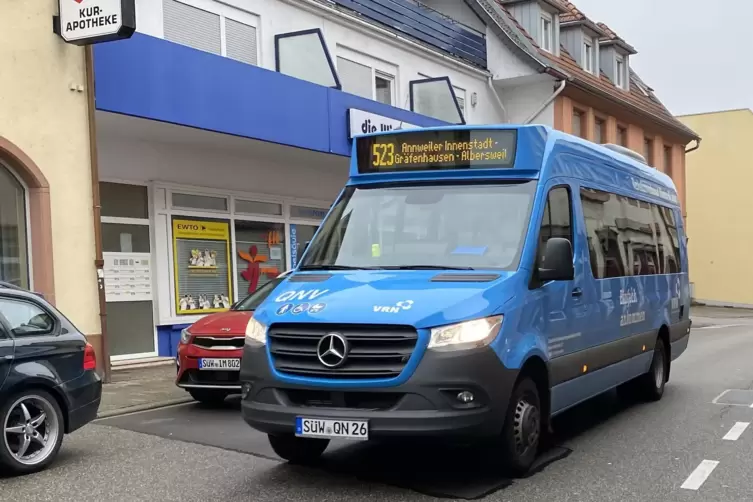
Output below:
[679,109,753,305]
[0,0,100,333]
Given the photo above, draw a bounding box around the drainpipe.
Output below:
[685,138,701,154]
[84,45,111,384]
[524,79,567,124]
[487,76,508,122]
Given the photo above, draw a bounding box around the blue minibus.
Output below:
[239,124,691,474]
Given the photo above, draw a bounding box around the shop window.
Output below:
[171,192,229,212]
[235,199,283,217]
[0,162,29,289]
[163,0,259,66]
[290,205,329,220]
[172,216,233,315]
[291,224,319,268]
[336,55,395,105]
[409,77,464,124]
[101,182,148,219]
[275,29,341,89]
[234,221,285,298]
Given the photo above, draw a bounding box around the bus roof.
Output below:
[348,124,679,207]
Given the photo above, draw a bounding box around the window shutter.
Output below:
[163,0,222,56]
[225,18,258,66]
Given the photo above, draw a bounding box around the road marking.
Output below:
[723,422,750,440]
[681,460,719,490]
[712,389,731,404]
[695,324,746,330]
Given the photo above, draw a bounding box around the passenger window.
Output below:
[580,187,680,278]
[0,298,55,337]
[537,187,572,264]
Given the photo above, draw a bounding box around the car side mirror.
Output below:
[538,237,574,282]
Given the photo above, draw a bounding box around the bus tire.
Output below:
[637,338,667,402]
[500,377,541,476]
[268,433,329,465]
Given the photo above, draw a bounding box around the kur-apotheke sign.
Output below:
[54,0,136,46]
[348,109,419,139]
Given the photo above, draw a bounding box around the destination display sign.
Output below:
[356,129,517,173]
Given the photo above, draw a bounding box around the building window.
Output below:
[664,145,673,178]
[583,39,594,74]
[409,77,465,124]
[275,29,341,89]
[540,12,554,53]
[336,56,395,105]
[615,54,627,89]
[594,118,606,144]
[617,125,628,146]
[644,137,654,165]
[163,0,259,66]
[0,162,29,289]
[572,110,584,138]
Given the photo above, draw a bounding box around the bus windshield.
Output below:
[300,181,536,271]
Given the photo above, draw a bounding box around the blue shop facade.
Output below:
[92,32,460,361]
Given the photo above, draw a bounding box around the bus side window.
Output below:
[538,186,573,265]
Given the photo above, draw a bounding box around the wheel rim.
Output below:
[513,395,540,457]
[654,349,665,389]
[3,395,59,466]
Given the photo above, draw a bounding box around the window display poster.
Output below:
[172,218,233,315]
[235,223,284,296]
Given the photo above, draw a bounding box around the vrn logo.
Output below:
[275,289,329,302]
[373,300,414,313]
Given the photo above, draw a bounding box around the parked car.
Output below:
[0,281,102,475]
[176,272,289,405]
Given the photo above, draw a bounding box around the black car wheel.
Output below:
[500,377,541,476]
[0,389,65,475]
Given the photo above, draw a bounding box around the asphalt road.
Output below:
[3,320,753,501]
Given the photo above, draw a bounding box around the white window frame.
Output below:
[615,54,627,89]
[337,46,398,106]
[540,11,554,53]
[164,0,261,65]
[583,38,594,74]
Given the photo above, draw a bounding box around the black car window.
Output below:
[234,276,285,311]
[0,297,55,337]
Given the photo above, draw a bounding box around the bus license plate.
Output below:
[198,358,241,370]
[295,417,369,440]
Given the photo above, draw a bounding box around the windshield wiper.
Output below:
[299,264,381,271]
[381,265,476,271]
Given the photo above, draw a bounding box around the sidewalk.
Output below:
[98,363,192,418]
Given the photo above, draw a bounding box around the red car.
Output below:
[176,274,287,405]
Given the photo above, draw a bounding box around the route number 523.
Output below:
[372,143,395,167]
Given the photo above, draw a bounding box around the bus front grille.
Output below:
[267,324,419,380]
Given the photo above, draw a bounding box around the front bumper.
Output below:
[176,343,243,391]
[239,343,518,438]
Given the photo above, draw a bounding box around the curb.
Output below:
[96,397,194,420]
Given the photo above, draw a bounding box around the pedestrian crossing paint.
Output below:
[723,422,749,441]
[681,460,719,490]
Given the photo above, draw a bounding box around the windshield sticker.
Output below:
[308,303,326,314]
[292,303,310,315]
[372,244,381,257]
[451,246,488,256]
[275,289,329,302]
[276,303,293,315]
[373,300,414,313]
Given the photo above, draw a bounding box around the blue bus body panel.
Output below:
[251,124,689,411]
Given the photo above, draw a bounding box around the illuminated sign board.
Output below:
[356,129,517,173]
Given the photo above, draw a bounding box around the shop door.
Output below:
[290,224,319,268]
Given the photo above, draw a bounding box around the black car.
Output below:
[0,282,102,474]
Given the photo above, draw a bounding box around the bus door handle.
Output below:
[571,287,583,298]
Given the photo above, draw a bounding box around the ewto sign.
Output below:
[54,0,135,45]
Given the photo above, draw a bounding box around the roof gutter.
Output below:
[525,79,567,124]
[685,138,701,154]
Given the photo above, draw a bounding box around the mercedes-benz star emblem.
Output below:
[316,333,349,368]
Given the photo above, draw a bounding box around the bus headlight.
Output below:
[428,315,503,351]
[245,317,268,345]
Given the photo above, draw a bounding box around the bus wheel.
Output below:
[637,338,667,402]
[268,434,329,465]
[500,377,541,476]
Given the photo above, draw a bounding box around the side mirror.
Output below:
[538,237,574,282]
